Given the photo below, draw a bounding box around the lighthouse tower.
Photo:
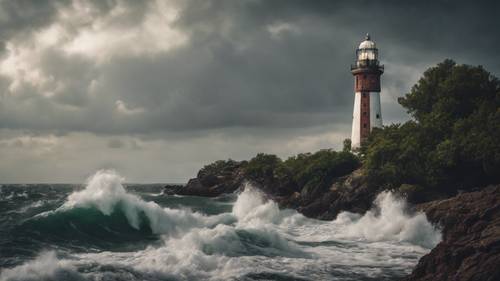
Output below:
[350,34,384,149]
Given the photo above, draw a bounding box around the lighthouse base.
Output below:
[351,91,382,149]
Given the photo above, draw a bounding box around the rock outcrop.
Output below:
[405,185,500,281]
[174,160,246,197]
[169,159,500,281]
[280,169,380,220]
[169,159,380,220]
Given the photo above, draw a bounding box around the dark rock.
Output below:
[176,160,246,197]
[290,169,379,220]
[176,158,379,220]
[404,185,500,281]
[398,183,449,204]
[172,156,500,281]
[163,184,184,195]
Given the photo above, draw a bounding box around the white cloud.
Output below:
[267,22,300,38]
[1,0,495,182]
[0,126,346,183]
[0,134,59,155]
[0,42,56,96]
[62,0,188,63]
[115,100,145,115]
[0,0,187,98]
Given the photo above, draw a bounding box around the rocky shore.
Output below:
[405,185,500,281]
[167,159,500,281]
[169,159,377,220]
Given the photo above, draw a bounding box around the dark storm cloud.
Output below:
[0,0,499,135]
[1,0,499,183]
[0,0,58,40]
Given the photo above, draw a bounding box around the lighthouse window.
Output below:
[376,114,380,119]
[363,124,367,128]
[363,112,367,116]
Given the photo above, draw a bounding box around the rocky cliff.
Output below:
[170,158,379,220]
[174,160,246,197]
[169,159,500,281]
[405,185,500,281]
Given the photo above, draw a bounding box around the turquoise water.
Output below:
[0,171,440,281]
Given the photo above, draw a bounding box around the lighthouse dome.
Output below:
[358,34,376,49]
[359,39,376,49]
[356,33,378,61]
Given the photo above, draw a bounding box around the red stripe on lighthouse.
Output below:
[360,92,370,142]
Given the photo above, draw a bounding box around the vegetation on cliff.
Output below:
[211,60,500,199]
[244,150,360,195]
[193,149,361,197]
[172,60,500,281]
[361,59,500,196]
[176,59,499,212]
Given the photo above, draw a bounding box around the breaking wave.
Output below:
[1,170,442,281]
[27,170,233,240]
[333,191,441,248]
[0,252,84,281]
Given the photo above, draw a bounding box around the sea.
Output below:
[0,170,441,281]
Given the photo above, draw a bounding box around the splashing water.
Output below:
[333,191,441,248]
[0,170,441,281]
[48,170,233,235]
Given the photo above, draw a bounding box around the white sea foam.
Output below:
[3,171,442,281]
[11,200,46,214]
[53,170,233,235]
[233,185,283,225]
[287,191,441,250]
[0,252,84,281]
[331,191,441,248]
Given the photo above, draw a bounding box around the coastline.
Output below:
[168,161,500,280]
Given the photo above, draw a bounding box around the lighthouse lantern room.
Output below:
[350,34,384,149]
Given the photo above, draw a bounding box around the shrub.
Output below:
[362,59,500,193]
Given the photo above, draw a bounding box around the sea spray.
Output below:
[332,191,441,248]
[0,251,84,281]
[232,184,282,225]
[1,177,442,281]
[64,170,127,215]
[233,184,302,227]
[50,170,233,235]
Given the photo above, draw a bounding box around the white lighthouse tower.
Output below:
[350,34,384,149]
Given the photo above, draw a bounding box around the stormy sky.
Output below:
[0,0,498,183]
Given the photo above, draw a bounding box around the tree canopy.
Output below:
[243,150,360,195]
[362,59,500,193]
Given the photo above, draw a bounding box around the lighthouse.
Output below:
[350,34,384,149]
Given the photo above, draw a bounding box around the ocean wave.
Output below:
[2,170,442,281]
[0,252,85,281]
[286,192,441,251]
[331,191,442,248]
[32,170,234,236]
[233,185,300,227]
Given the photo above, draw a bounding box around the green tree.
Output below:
[363,59,500,193]
[244,153,282,180]
[243,150,360,196]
